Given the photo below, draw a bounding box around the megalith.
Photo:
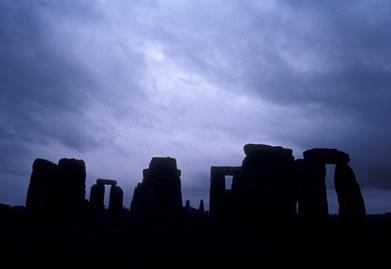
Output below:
[334,163,366,217]
[302,148,366,218]
[57,158,86,212]
[295,159,328,218]
[130,157,183,215]
[25,159,58,211]
[236,144,297,216]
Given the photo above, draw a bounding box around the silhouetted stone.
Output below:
[25,158,87,216]
[96,179,117,186]
[301,148,366,218]
[209,166,241,216]
[244,143,293,157]
[89,178,123,213]
[89,183,105,211]
[57,158,86,212]
[210,167,227,216]
[199,200,205,213]
[25,158,58,211]
[130,157,183,215]
[185,200,190,208]
[108,185,123,213]
[334,163,366,218]
[295,159,328,218]
[210,144,296,218]
[130,183,143,214]
[235,144,296,217]
[303,148,350,164]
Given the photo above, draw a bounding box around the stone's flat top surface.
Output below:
[149,157,178,171]
[96,179,117,185]
[58,158,86,168]
[211,166,241,174]
[32,158,57,170]
[58,158,85,163]
[243,144,293,156]
[303,148,350,164]
[58,158,86,177]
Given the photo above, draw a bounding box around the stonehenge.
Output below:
[25,144,366,220]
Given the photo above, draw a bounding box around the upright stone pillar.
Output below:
[25,159,58,211]
[209,167,226,217]
[199,200,205,213]
[334,163,366,218]
[130,157,183,215]
[235,144,297,217]
[108,185,123,213]
[89,183,105,210]
[130,183,143,214]
[303,148,366,218]
[295,159,328,218]
[57,158,86,212]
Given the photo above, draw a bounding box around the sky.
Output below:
[0,0,390,213]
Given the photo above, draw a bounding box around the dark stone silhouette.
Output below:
[57,158,86,213]
[108,184,123,213]
[130,157,182,215]
[238,144,296,217]
[25,157,87,215]
[89,182,105,211]
[185,200,191,208]
[210,144,296,218]
[25,159,58,212]
[302,148,366,218]
[303,148,350,164]
[334,163,366,217]
[199,199,205,213]
[89,179,124,213]
[209,166,240,216]
[295,159,328,218]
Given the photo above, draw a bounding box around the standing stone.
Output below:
[130,157,183,215]
[234,144,297,217]
[199,200,205,213]
[295,159,328,218]
[26,159,58,211]
[303,148,366,218]
[209,167,227,217]
[89,183,105,211]
[334,163,366,218]
[108,185,123,213]
[57,158,87,212]
[130,183,143,214]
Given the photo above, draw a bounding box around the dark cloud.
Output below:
[0,1,390,212]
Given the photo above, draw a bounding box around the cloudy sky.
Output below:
[1,0,390,213]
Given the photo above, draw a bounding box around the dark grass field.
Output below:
[1,212,390,268]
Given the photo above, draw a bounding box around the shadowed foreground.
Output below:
[1,214,391,267]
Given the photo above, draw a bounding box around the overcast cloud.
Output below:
[1,0,390,213]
